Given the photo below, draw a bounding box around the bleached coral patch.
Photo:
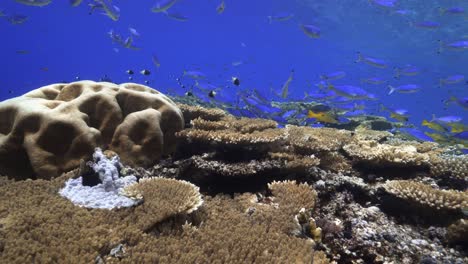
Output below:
[59,148,140,209]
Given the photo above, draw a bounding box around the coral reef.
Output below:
[1,101,467,263]
[0,81,184,180]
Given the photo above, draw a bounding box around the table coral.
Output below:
[383,180,468,211]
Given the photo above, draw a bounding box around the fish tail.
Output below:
[387,85,396,95]
[422,119,429,126]
[267,16,272,24]
[431,114,436,122]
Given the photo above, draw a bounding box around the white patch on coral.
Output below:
[59,148,140,209]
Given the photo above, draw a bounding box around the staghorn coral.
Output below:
[268,180,317,212]
[0,81,184,180]
[383,180,468,211]
[176,103,226,122]
[285,125,353,154]
[430,154,468,180]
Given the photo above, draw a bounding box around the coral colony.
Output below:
[0,81,466,263]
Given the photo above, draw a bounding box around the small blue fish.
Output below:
[89,0,120,21]
[128,27,140,37]
[165,11,188,22]
[394,9,416,16]
[414,21,440,29]
[328,84,376,100]
[394,65,419,78]
[432,115,462,124]
[387,84,421,95]
[440,7,464,15]
[440,75,464,86]
[443,40,468,51]
[320,71,346,81]
[446,96,468,110]
[268,12,294,23]
[152,0,178,13]
[356,52,388,68]
[399,128,434,142]
[183,70,206,79]
[361,77,386,85]
[152,54,161,68]
[370,0,398,8]
[15,0,52,7]
[7,15,28,25]
[301,24,321,38]
[70,0,83,7]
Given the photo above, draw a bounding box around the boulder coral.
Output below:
[0,81,184,180]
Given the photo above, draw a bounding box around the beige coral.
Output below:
[343,140,432,167]
[430,154,468,179]
[122,177,203,231]
[383,180,468,211]
[0,81,184,179]
[176,103,226,122]
[285,125,353,154]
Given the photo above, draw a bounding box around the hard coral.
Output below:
[286,125,353,154]
[122,176,203,231]
[430,154,468,180]
[176,103,226,122]
[383,180,468,211]
[0,81,184,180]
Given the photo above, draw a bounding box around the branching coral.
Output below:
[383,180,468,211]
[430,155,468,180]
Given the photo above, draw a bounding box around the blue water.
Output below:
[1,0,467,135]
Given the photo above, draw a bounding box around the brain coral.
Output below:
[0,81,184,180]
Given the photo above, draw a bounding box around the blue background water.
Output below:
[1,0,467,132]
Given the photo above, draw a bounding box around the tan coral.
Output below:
[286,125,353,154]
[383,180,468,211]
[0,81,184,179]
[121,176,203,231]
[176,127,286,147]
[343,140,432,167]
[268,152,320,171]
[430,155,468,179]
[268,180,317,211]
[191,116,278,133]
[447,219,468,244]
[176,103,226,122]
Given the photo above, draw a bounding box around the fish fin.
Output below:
[387,85,395,95]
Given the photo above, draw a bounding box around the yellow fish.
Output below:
[424,132,449,143]
[422,120,447,132]
[390,113,408,122]
[448,122,467,133]
[307,110,338,124]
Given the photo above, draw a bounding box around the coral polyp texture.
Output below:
[0,81,184,180]
[383,180,468,211]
